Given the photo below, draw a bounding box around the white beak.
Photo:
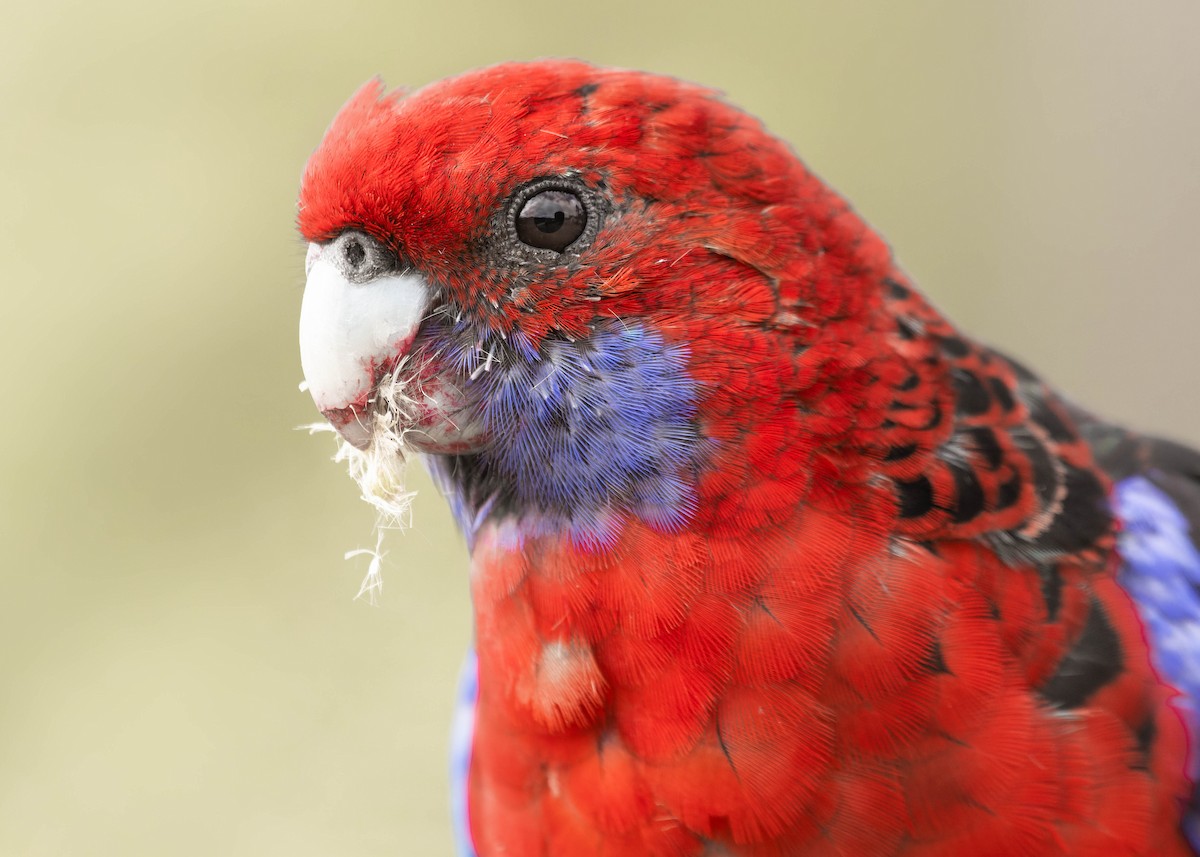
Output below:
[298,242,431,448]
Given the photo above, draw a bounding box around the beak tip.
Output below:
[322,408,374,451]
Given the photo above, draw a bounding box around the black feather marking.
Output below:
[896,476,934,518]
[953,369,992,417]
[988,377,1017,413]
[1070,411,1140,479]
[949,462,986,524]
[1146,436,1200,481]
[1143,438,1200,551]
[924,639,951,675]
[996,472,1022,510]
[1133,711,1157,771]
[884,443,919,462]
[1020,430,1061,512]
[1037,596,1124,709]
[1031,463,1112,555]
[1036,562,1064,621]
[1077,411,1200,552]
[1029,397,1076,443]
[917,540,941,557]
[919,402,943,431]
[938,336,970,358]
[963,426,1004,470]
[885,278,910,300]
[896,372,920,392]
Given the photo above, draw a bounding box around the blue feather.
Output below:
[1114,475,1200,847]
[449,649,478,857]
[425,319,702,546]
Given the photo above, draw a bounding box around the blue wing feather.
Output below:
[450,649,478,857]
[1115,475,1200,847]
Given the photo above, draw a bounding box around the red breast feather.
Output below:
[298,61,1194,856]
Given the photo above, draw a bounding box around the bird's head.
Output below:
[298,60,899,540]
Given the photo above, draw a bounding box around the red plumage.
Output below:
[298,61,1196,855]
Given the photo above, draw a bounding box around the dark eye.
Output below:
[515,189,587,251]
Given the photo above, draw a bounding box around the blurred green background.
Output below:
[2,1,1198,854]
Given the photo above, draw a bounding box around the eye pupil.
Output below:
[535,211,566,233]
[516,189,586,251]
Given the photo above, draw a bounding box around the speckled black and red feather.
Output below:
[298,61,1196,856]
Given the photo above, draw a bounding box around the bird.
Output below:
[295,60,1200,856]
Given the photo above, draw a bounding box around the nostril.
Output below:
[344,237,366,268]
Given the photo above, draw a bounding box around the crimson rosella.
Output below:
[296,60,1200,856]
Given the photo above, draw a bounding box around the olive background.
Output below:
[2,2,1198,855]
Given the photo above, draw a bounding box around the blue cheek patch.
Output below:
[428,320,702,545]
[1114,475,1200,847]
